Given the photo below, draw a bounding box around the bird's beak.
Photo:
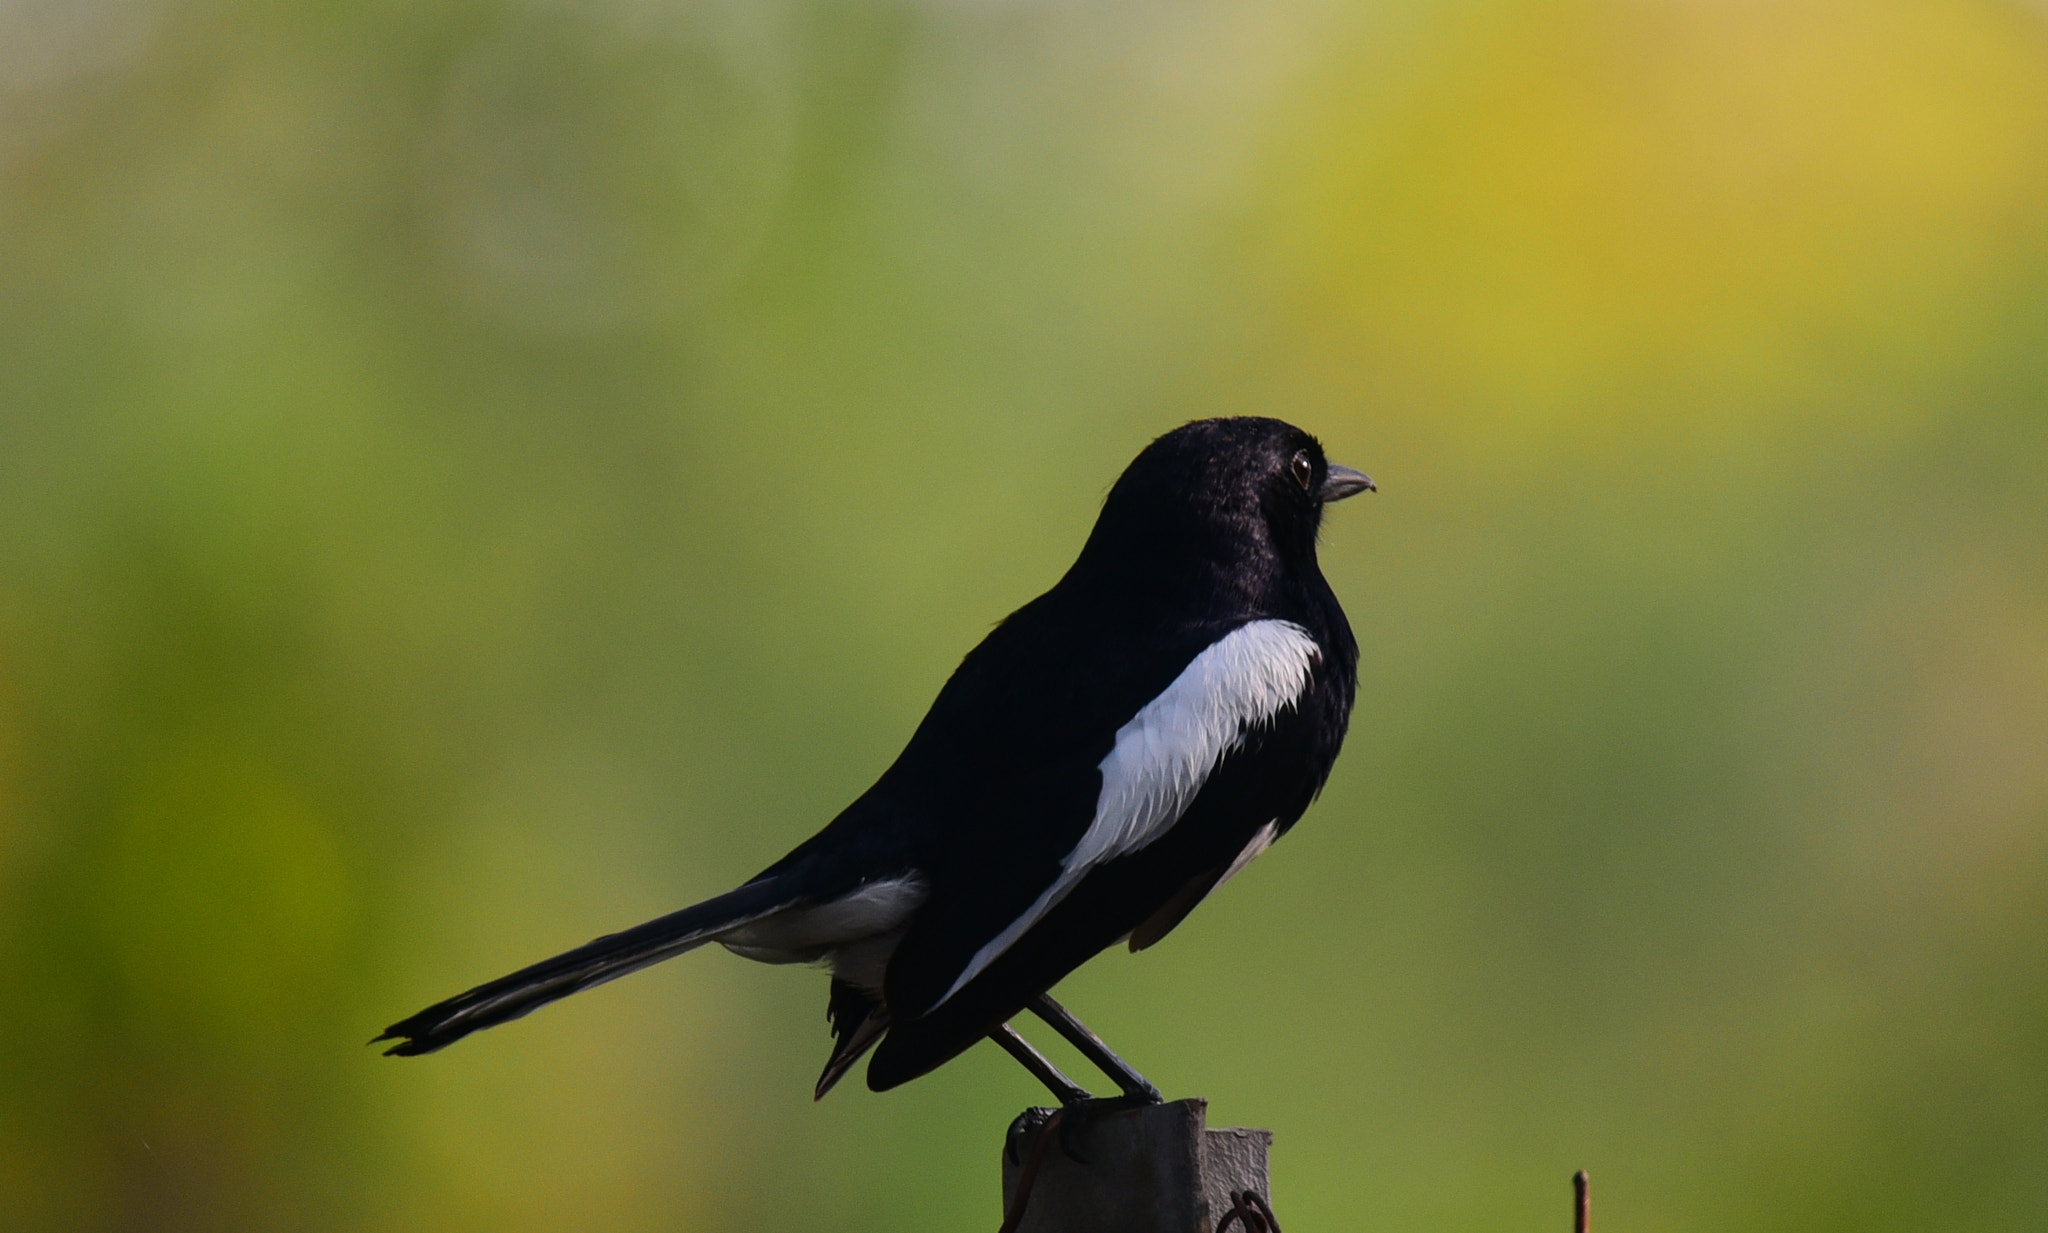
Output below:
[1319,464,1376,501]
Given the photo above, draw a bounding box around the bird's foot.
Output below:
[1052,1091,1162,1165]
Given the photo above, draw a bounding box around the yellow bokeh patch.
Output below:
[1258,0,2048,462]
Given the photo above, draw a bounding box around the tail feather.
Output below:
[814,978,889,1100]
[377,878,797,1056]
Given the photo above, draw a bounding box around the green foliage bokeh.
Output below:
[1,1,2045,1230]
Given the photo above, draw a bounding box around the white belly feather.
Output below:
[720,874,928,991]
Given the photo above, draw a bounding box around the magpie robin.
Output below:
[379,417,1373,1104]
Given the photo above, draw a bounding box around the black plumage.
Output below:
[380,416,1371,1102]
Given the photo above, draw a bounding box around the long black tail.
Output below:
[377,877,797,1056]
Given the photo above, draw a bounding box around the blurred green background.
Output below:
[2,0,2046,1229]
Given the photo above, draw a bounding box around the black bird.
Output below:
[379,417,1374,1105]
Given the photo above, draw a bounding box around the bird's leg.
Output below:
[989,1023,1092,1106]
[1028,993,1164,1104]
[989,1022,1101,1169]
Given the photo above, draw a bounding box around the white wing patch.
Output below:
[937,620,1320,1006]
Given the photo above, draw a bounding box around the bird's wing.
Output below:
[936,619,1318,1004]
[1125,815,1280,952]
[878,614,1321,1019]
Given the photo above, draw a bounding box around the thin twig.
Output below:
[1573,1170,1590,1233]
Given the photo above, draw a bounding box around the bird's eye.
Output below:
[1290,451,1315,491]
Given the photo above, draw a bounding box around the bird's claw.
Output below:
[1005,1106,1060,1167]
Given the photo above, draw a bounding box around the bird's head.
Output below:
[1073,417,1373,601]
